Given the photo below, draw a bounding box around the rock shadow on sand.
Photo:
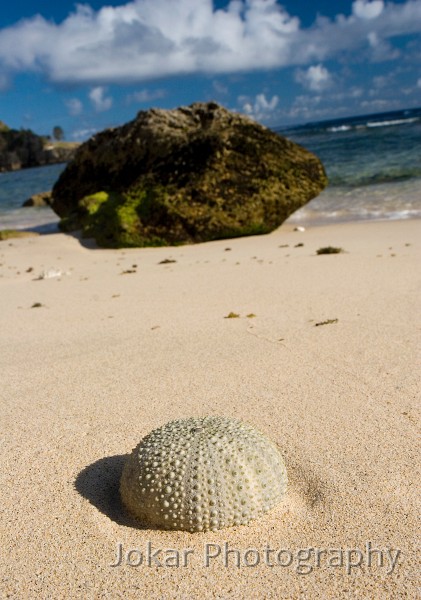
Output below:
[74,454,156,530]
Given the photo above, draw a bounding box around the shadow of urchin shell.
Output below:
[120,416,287,532]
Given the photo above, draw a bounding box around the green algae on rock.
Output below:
[0,229,40,241]
[52,102,327,248]
[120,416,287,532]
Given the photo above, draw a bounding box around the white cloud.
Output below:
[212,80,229,95]
[372,75,389,88]
[417,78,421,87]
[0,0,299,83]
[0,0,420,84]
[66,97,83,115]
[352,0,384,20]
[367,31,400,61]
[360,98,396,109]
[256,94,279,111]
[290,1,421,65]
[126,88,166,104]
[71,127,98,141]
[238,93,279,121]
[287,94,329,121]
[349,87,364,98]
[89,86,112,111]
[295,64,332,91]
[286,84,377,121]
[0,72,9,90]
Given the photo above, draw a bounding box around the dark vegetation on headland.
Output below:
[0,120,78,172]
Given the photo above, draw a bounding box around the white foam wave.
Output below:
[327,125,352,133]
[366,117,419,128]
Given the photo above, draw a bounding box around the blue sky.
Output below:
[0,0,420,140]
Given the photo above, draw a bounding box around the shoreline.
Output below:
[2,172,421,234]
[1,218,419,598]
[1,209,421,240]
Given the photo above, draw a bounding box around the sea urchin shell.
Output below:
[120,416,287,532]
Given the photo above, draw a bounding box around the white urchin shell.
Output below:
[120,416,287,532]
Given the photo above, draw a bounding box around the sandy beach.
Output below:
[0,219,419,599]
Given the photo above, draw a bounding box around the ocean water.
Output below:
[1,107,420,232]
[0,163,65,232]
[279,106,421,225]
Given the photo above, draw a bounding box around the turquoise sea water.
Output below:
[1,107,420,231]
[0,163,65,232]
[279,107,421,225]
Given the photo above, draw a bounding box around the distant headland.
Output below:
[0,120,79,172]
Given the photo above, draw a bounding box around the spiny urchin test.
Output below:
[120,416,287,532]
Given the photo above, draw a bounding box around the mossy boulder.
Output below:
[51,102,327,248]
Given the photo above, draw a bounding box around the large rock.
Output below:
[51,102,327,247]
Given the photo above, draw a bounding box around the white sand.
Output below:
[1,219,420,598]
